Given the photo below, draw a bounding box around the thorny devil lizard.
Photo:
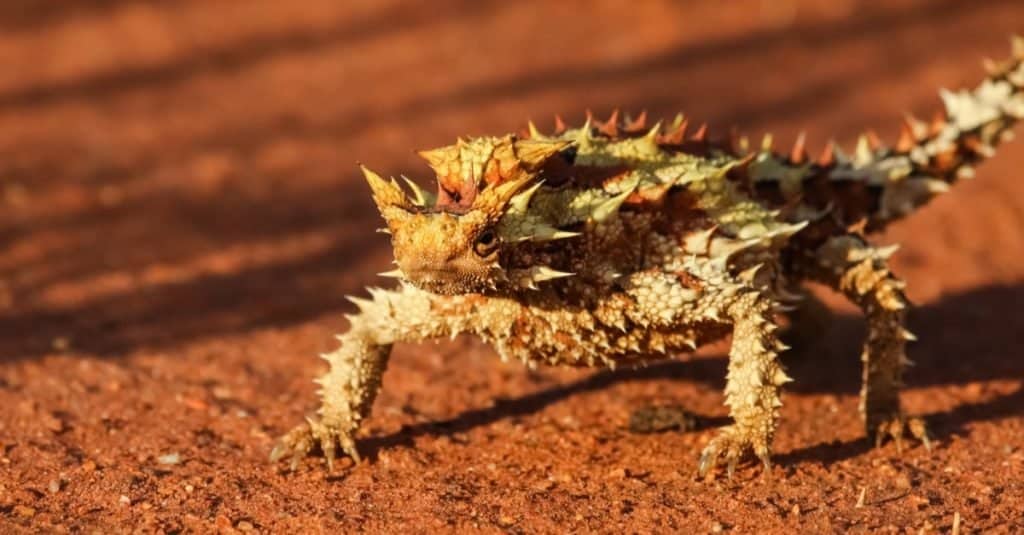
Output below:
[271,40,1024,479]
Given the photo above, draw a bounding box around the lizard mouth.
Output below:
[405,269,493,296]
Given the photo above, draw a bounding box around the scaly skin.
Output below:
[271,40,1024,478]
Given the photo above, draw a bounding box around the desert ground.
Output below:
[1,0,1023,532]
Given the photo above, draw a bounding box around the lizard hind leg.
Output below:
[812,235,930,453]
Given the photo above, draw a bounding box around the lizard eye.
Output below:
[473,229,499,257]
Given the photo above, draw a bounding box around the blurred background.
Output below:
[1,1,1023,531]
[1,0,1022,357]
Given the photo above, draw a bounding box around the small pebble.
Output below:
[51,337,71,352]
[608,467,627,479]
[157,452,181,465]
[119,495,131,506]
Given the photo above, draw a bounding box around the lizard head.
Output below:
[363,135,573,295]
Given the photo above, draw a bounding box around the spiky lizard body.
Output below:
[271,40,1024,478]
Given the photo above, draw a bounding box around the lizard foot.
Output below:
[269,416,360,472]
[870,412,931,454]
[697,425,771,480]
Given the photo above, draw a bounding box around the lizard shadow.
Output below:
[361,283,1024,466]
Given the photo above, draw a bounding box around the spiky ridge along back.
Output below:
[517,37,1024,236]
[362,39,1022,296]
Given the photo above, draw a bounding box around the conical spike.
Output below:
[865,129,883,151]
[400,175,434,207]
[514,139,572,169]
[738,135,750,154]
[549,230,583,240]
[929,110,947,137]
[896,123,916,152]
[662,119,688,144]
[817,140,837,167]
[738,263,764,283]
[1012,35,1024,59]
[527,120,544,140]
[592,192,628,222]
[553,114,568,134]
[625,110,648,132]
[599,109,620,137]
[683,226,717,254]
[900,328,918,342]
[580,115,594,137]
[530,266,575,283]
[903,113,928,140]
[790,132,808,164]
[508,180,544,213]
[642,121,663,145]
[592,187,635,222]
[875,244,900,259]
[362,165,410,209]
[516,223,581,242]
[346,295,374,312]
[378,268,405,279]
[691,122,708,143]
[855,135,873,164]
[982,57,1001,75]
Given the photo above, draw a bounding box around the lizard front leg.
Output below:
[811,235,930,452]
[697,288,789,479]
[270,284,466,471]
[623,268,789,479]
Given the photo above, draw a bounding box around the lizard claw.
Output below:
[698,425,770,480]
[870,412,931,454]
[270,417,361,472]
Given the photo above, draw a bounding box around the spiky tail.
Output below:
[750,37,1024,233]
[864,37,1024,228]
